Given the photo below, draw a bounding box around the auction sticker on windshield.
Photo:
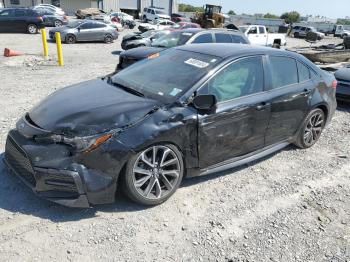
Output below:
[185,58,209,68]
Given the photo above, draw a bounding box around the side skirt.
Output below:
[186,142,290,178]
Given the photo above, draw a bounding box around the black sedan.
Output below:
[121,30,169,50]
[4,44,337,207]
[117,28,250,70]
[0,8,45,34]
[334,68,350,102]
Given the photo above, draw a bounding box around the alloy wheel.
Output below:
[54,20,62,27]
[132,146,181,200]
[303,111,324,146]
[27,24,37,34]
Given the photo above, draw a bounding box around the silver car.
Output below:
[49,20,118,44]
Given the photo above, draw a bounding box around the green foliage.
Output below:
[264,13,279,19]
[178,4,204,13]
[280,11,300,24]
[228,10,236,15]
[337,19,350,25]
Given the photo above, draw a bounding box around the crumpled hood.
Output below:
[120,46,166,60]
[28,79,159,136]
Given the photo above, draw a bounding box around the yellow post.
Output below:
[41,28,49,58]
[55,32,64,67]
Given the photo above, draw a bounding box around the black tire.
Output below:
[294,32,299,38]
[104,34,113,44]
[122,144,184,205]
[294,108,325,149]
[65,34,76,44]
[143,15,147,22]
[27,24,38,34]
[54,20,63,27]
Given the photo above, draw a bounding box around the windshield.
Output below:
[111,49,221,102]
[67,21,83,28]
[151,31,194,48]
[239,26,248,33]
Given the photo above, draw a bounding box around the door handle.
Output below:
[256,102,270,111]
[300,89,312,96]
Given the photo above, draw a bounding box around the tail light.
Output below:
[332,80,337,89]
[63,15,68,21]
[37,16,43,22]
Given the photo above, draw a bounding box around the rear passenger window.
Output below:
[297,61,310,82]
[231,35,248,44]
[215,33,232,43]
[192,33,213,43]
[259,27,265,34]
[269,56,298,89]
[15,9,27,16]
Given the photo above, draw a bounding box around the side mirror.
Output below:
[192,94,217,111]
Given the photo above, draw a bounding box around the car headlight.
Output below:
[35,132,114,153]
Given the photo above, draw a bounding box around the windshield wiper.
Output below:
[107,77,145,97]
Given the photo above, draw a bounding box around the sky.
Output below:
[179,0,349,19]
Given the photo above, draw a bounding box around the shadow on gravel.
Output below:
[0,153,148,222]
[0,145,295,221]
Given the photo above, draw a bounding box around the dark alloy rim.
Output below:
[303,112,324,146]
[105,36,112,43]
[132,146,180,200]
[67,36,75,43]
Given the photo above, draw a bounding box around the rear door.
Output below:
[258,26,268,45]
[196,56,271,167]
[76,22,95,41]
[264,56,312,145]
[12,9,28,32]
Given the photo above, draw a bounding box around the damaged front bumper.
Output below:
[3,128,130,208]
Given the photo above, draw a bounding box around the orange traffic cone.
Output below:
[4,48,23,57]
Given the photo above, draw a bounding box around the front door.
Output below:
[264,56,311,145]
[196,56,271,168]
[0,9,13,32]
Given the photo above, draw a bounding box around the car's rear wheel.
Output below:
[104,34,113,44]
[295,108,325,149]
[123,144,184,205]
[294,32,299,38]
[66,34,76,44]
[54,20,63,27]
[27,24,38,34]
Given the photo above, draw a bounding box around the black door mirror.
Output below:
[192,94,217,111]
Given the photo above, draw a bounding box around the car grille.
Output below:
[4,135,36,187]
[43,173,78,192]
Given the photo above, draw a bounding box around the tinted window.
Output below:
[297,61,310,82]
[15,9,27,16]
[80,23,94,29]
[93,23,106,29]
[259,27,265,34]
[201,56,264,102]
[269,56,298,89]
[192,33,213,43]
[248,26,257,34]
[231,34,248,44]
[215,33,232,43]
[10,0,20,4]
[0,10,13,16]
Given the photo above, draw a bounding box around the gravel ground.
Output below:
[0,29,349,262]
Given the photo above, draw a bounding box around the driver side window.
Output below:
[199,56,264,103]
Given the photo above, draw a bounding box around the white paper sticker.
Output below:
[185,58,209,68]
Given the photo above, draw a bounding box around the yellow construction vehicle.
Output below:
[192,4,225,29]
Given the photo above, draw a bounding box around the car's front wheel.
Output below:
[27,24,38,34]
[65,34,76,44]
[54,20,63,27]
[295,108,325,149]
[123,144,184,205]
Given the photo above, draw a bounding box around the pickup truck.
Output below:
[239,25,286,48]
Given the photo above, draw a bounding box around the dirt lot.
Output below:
[0,29,349,262]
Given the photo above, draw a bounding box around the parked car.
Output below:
[330,25,350,38]
[117,29,250,70]
[138,19,175,32]
[142,7,171,21]
[76,8,106,19]
[4,44,337,207]
[334,68,350,102]
[33,6,68,27]
[293,26,325,40]
[33,4,65,16]
[110,11,134,22]
[121,30,170,50]
[171,13,189,23]
[36,4,64,13]
[239,25,286,48]
[171,22,201,30]
[49,20,118,44]
[0,8,44,34]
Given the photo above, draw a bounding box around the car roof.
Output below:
[175,43,296,59]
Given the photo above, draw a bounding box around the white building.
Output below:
[3,0,178,17]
